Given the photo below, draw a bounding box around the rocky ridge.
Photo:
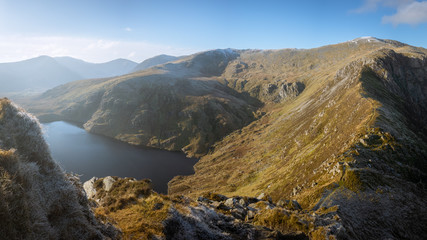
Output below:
[168,40,427,239]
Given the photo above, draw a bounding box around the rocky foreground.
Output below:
[83,176,345,240]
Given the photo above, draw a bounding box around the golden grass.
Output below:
[95,194,170,239]
[252,208,309,234]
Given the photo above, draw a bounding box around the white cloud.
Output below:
[352,0,427,25]
[352,0,415,12]
[382,1,427,25]
[0,35,198,63]
[352,0,383,13]
[124,27,132,32]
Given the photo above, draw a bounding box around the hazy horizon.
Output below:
[0,0,426,63]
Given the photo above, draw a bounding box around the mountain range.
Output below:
[0,54,181,94]
[10,37,427,239]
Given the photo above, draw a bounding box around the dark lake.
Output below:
[42,121,198,194]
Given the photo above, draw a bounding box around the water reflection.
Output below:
[42,121,197,193]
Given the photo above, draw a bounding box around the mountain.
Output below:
[0,56,137,94]
[170,38,427,239]
[55,57,137,78]
[132,54,182,72]
[0,56,83,93]
[23,49,260,157]
[0,98,118,239]
[21,37,427,239]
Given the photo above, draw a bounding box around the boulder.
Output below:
[231,207,247,220]
[247,210,256,220]
[83,177,98,199]
[225,198,236,208]
[103,176,116,192]
[239,198,247,206]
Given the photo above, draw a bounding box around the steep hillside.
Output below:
[20,38,427,238]
[132,54,182,72]
[55,57,137,78]
[0,98,118,239]
[24,49,259,157]
[169,38,427,239]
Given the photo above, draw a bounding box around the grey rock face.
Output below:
[278,82,305,100]
[224,198,237,208]
[103,176,116,192]
[83,177,99,199]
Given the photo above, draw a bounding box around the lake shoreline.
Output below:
[42,121,198,193]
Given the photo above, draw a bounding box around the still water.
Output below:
[42,121,198,193]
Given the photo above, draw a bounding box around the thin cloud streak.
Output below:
[352,0,414,13]
[352,0,427,25]
[0,35,198,63]
[382,1,427,25]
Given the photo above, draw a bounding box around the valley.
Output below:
[2,37,427,239]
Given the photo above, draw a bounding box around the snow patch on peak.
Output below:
[349,36,384,44]
[203,48,238,57]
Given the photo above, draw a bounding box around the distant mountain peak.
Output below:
[132,54,182,72]
[346,36,407,48]
[353,36,382,42]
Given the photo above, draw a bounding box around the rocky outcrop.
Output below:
[262,81,305,102]
[191,193,347,240]
[83,177,99,199]
[0,98,118,239]
[84,177,339,239]
[84,176,348,239]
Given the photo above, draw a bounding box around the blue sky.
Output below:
[0,0,426,62]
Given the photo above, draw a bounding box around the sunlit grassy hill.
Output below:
[19,37,427,239]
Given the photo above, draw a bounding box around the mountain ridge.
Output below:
[54,56,137,79]
[132,54,183,72]
[0,55,138,94]
[17,37,427,239]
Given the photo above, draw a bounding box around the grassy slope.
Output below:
[169,40,397,198]
[16,38,427,238]
[169,40,427,238]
